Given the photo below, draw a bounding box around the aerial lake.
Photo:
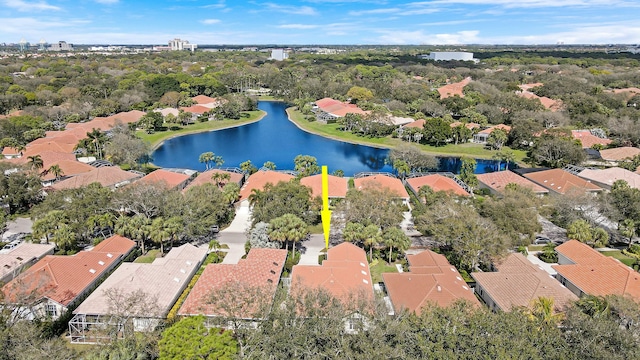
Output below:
[151,101,512,176]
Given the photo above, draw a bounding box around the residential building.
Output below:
[49,41,73,51]
[300,173,349,200]
[472,253,578,312]
[311,98,369,123]
[2,235,136,321]
[51,166,143,191]
[437,77,472,99]
[553,240,640,300]
[577,167,640,190]
[134,169,193,190]
[178,248,287,323]
[69,244,207,343]
[382,250,479,314]
[239,170,294,201]
[472,124,511,144]
[1,147,22,159]
[523,168,602,195]
[269,49,288,61]
[476,170,549,195]
[353,173,410,204]
[184,168,245,192]
[572,130,612,149]
[168,38,197,52]
[598,147,640,164]
[420,52,475,62]
[0,243,55,284]
[405,174,471,198]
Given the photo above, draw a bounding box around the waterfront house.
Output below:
[523,168,602,195]
[405,174,471,198]
[476,170,549,195]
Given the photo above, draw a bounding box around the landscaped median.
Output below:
[286,107,528,163]
[136,110,266,149]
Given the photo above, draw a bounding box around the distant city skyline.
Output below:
[1,0,640,45]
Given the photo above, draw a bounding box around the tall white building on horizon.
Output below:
[269,49,288,61]
[168,38,197,52]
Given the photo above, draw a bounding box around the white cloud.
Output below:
[277,24,319,29]
[3,0,61,11]
[262,3,318,15]
[411,0,639,8]
[95,0,119,4]
[201,19,221,25]
[348,7,400,16]
[375,29,480,45]
[202,0,226,8]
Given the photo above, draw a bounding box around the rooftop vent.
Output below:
[186,261,192,266]
[462,285,469,290]
[16,257,23,261]
[361,270,367,275]
[273,261,278,266]
[173,277,180,282]
[267,279,273,283]
[180,269,186,274]
[98,261,105,266]
[363,279,369,284]
[359,262,365,267]
[89,269,96,274]
[270,270,276,274]
[107,253,113,258]
[437,285,442,292]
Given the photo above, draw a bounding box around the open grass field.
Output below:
[136,110,265,148]
[287,108,528,163]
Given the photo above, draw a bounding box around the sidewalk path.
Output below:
[298,234,325,266]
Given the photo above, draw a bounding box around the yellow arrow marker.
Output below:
[320,165,332,249]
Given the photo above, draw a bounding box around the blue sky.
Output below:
[2,0,640,45]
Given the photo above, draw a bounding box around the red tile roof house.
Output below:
[290,242,374,333]
[476,170,549,196]
[239,170,295,201]
[577,167,640,191]
[571,130,613,149]
[2,235,136,321]
[405,174,471,198]
[1,147,22,159]
[51,166,143,191]
[300,174,349,201]
[183,169,245,193]
[471,253,578,312]
[134,169,193,190]
[353,174,410,205]
[523,168,602,196]
[0,243,56,284]
[598,146,640,165]
[69,244,207,343]
[472,124,511,144]
[311,98,369,124]
[437,77,472,99]
[177,248,287,328]
[382,250,479,314]
[552,240,640,300]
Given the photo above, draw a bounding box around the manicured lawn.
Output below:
[307,223,324,234]
[369,259,398,284]
[287,108,528,163]
[133,249,161,263]
[601,250,636,267]
[136,110,265,148]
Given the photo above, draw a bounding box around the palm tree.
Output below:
[268,214,308,257]
[164,216,184,250]
[149,217,169,254]
[248,188,265,208]
[86,128,107,159]
[382,227,411,263]
[222,183,240,205]
[46,164,64,181]
[199,152,214,170]
[528,297,564,328]
[27,155,43,171]
[620,219,637,249]
[262,161,276,170]
[362,224,382,261]
[211,172,231,189]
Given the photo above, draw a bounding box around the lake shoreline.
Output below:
[148,111,267,150]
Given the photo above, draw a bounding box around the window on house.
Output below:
[45,304,58,317]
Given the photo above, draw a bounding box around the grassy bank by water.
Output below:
[137,110,265,149]
[286,107,528,162]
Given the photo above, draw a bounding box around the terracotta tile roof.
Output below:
[239,170,294,201]
[135,169,191,189]
[155,108,179,117]
[92,234,138,254]
[578,167,640,190]
[24,141,76,156]
[553,262,640,300]
[2,235,135,306]
[554,240,607,265]
[353,174,409,199]
[314,98,369,117]
[180,105,210,115]
[52,166,142,190]
[404,119,425,129]
[291,243,374,306]
[517,89,563,111]
[406,174,470,197]
[41,159,94,181]
[599,147,640,162]
[178,249,287,318]
[300,174,348,199]
[518,83,544,91]
[605,87,640,100]
[524,168,602,195]
[74,244,206,317]
[438,77,471,99]
[1,147,22,156]
[192,95,218,105]
[407,250,452,269]
[37,151,77,168]
[184,169,244,192]
[478,124,511,135]
[471,253,578,312]
[465,122,481,130]
[477,170,549,194]
[0,110,23,119]
[572,130,613,149]
[0,243,55,282]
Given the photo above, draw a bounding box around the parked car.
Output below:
[534,236,552,245]
[210,225,219,233]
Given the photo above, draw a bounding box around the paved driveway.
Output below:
[217,200,252,264]
[298,234,325,266]
[2,217,33,240]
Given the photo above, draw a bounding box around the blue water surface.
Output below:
[151,101,513,176]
